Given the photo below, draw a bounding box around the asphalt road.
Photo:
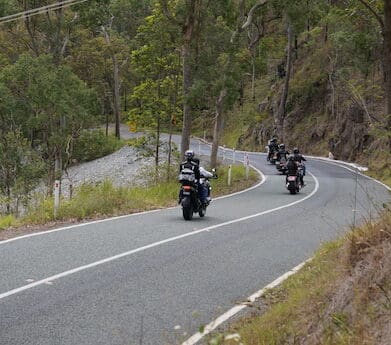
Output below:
[0,139,390,345]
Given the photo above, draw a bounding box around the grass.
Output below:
[9,164,258,226]
[209,210,391,345]
[0,214,18,230]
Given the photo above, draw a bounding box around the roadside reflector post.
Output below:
[228,164,232,186]
[233,148,236,163]
[198,141,201,155]
[54,180,60,218]
[203,130,206,141]
[245,153,250,179]
[223,145,226,161]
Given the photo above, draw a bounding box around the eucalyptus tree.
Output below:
[159,0,204,158]
[0,54,98,191]
[129,2,182,178]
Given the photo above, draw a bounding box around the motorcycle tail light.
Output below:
[183,186,191,191]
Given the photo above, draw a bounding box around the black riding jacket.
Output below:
[286,160,298,176]
[268,143,279,153]
[277,149,290,161]
[293,153,307,163]
[179,159,200,181]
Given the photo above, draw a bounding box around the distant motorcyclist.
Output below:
[276,143,290,161]
[267,137,279,161]
[292,147,307,186]
[286,155,298,178]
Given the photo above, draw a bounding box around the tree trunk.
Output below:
[155,116,160,181]
[384,0,391,131]
[276,23,293,142]
[180,39,192,158]
[251,51,256,102]
[102,25,121,139]
[211,89,227,169]
[113,55,121,139]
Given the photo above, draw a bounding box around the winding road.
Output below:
[0,137,389,345]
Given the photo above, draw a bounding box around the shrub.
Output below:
[72,130,124,163]
[0,214,17,230]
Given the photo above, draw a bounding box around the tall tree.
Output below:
[160,0,202,158]
[276,21,293,141]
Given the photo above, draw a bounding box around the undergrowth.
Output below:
[11,164,258,226]
[210,211,391,345]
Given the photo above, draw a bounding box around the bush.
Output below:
[72,130,124,163]
[0,214,17,230]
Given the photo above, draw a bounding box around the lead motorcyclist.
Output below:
[292,147,307,186]
[179,150,210,204]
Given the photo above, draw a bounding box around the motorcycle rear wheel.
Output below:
[183,206,193,220]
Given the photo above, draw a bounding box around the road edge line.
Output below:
[182,259,311,345]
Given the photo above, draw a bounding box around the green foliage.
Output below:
[72,130,124,163]
[21,164,258,225]
[126,134,155,157]
[0,214,17,230]
[0,131,45,213]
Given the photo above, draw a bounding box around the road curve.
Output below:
[0,141,389,345]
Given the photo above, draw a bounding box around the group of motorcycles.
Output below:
[177,143,305,221]
[268,148,304,195]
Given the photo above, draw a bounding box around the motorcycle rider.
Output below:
[267,137,279,161]
[292,147,307,186]
[276,143,290,161]
[199,166,214,202]
[286,155,298,179]
[179,150,210,204]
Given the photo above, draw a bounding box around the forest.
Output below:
[0,0,390,215]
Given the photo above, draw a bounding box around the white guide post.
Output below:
[228,164,232,186]
[54,180,60,218]
[245,153,250,179]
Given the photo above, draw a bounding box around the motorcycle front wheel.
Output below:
[199,205,206,217]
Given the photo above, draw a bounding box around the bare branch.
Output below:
[357,0,384,30]
[242,0,268,30]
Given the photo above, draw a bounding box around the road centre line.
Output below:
[0,172,319,300]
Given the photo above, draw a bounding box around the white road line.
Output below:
[0,165,265,246]
[0,173,319,300]
[307,157,391,191]
[182,260,310,345]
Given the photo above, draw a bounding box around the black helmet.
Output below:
[279,143,285,150]
[288,154,295,161]
[293,147,299,154]
[271,138,277,143]
[185,150,194,160]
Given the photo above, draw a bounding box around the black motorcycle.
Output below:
[178,168,216,220]
[286,165,303,194]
